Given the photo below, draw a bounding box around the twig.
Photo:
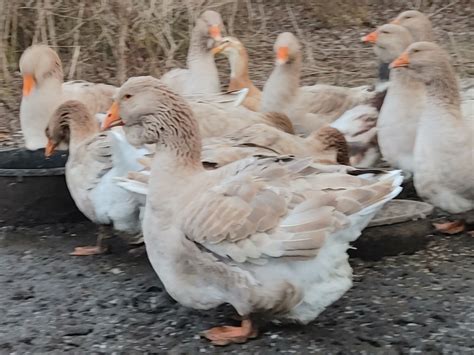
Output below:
[0,0,11,82]
[429,0,460,17]
[44,0,58,48]
[448,32,465,76]
[286,3,315,66]
[68,0,85,80]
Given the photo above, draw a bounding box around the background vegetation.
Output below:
[0,0,472,138]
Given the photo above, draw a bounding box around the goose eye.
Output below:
[412,49,419,53]
[380,30,389,34]
[124,94,133,100]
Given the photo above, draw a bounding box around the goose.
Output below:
[390,11,473,119]
[391,42,473,213]
[212,36,262,111]
[161,10,224,95]
[112,124,349,194]
[260,32,382,166]
[391,10,434,42]
[19,44,117,150]
[45,100,147,255]
[123,124,349,188]
[362,24,423,172]
[102,92,294,138]
[260,32,376,135]
[201,125,349,168]
[103,76,403,345]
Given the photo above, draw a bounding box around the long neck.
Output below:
[261,56,301,113]
[187,30,219,91]
[68,117,100,152]
[227,47,251,88]
[424,64,461,114]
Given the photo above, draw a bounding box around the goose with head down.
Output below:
[103,76,403,345]
[19,44,117,150]
[161,10,224,96]
[45,100,147,255]
[391,42,473,213]
[201,125,349,168]
[119,124,349,188]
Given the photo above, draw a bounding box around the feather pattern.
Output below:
[113,76,403,323]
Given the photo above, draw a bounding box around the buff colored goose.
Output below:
[261,32,376,135]
[161,10,224,95]
[212,36,262,111]
[389,11,473,119]
[19,44,117,150]
[103,94,294,138]
[112,125,348,194]
[103,76,403,345]
[391,42,473,213]
[391,10,433,42]
[201,125,349,168]
[45,100,147,255]
[362,24,423,172]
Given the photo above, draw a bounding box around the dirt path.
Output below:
[1,222,472,354]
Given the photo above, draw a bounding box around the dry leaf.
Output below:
[433,220,466,235]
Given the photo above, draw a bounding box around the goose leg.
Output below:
[201,318,257,346]
[70,225,109,256]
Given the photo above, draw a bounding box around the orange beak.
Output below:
[361,31,378,44]
[208,25,222,41]
[390,51,410,68]
[390,18,401,25]
[211,41,226,55]
[45,139,57,157]
[101,102,123,130]
[22,74,35,97]
[276,46,289,65]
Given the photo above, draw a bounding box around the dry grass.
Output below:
[0,0,472,137]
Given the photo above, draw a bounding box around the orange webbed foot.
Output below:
[201,319,257,346]
[70,245,108,256]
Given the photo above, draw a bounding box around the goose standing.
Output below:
[362,24,423,172]
[161,10,224,95]
[45,100,146,255]
[391,42,473,213]
[103,76,402,345]
[19,44,117,150]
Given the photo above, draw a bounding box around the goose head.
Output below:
[391,10,433,42]
[45,100,94,156]
[390,41,452,83]
[194,10,225,50]
[212,36,245,57]
[362,24,413,63]
[273,32,301,66]
[19,44,64,97]
[102,76,200,152]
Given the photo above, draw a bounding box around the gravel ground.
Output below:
[0,218,473,354]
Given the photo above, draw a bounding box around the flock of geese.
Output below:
[17,9,473,345]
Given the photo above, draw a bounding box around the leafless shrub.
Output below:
[0,0,472,137]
